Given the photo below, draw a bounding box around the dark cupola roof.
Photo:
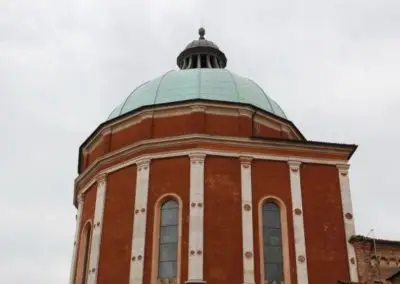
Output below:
[177,28,227,69]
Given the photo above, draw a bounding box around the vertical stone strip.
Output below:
[129,159,151,284]
[187,153,206,283]
[69,193,84,284]
[288,161,309,284]
[240,157,256,284]
[87,174,107,284]
[337,164,359,282]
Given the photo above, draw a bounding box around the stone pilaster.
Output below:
[288,161,309,284]
[337,164,359,282]
[69,193,84,284]
[87,174,107,284]
[129,159,151,284]
[240,157,256,284]
[186,153,206,284]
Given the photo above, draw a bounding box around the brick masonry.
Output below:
[71,103,357,284]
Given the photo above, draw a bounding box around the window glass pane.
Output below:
[162,200,178,209]
[263,202,279,212]
[160,225,178,244]
[264,245,283,263]
[262,201,284,282]
[161,208,178,226]
[265,263,283,282]
[159,243,177,262]
[263,210,281,228]
[158,261,177,278]
[263,228,282,246]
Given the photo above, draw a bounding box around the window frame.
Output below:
[75,220,93,284]
[151,194,183,284]
[258,196,291,284]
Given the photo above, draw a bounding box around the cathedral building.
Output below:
[69,28,363,284]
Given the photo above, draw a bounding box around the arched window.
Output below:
[81,225,91,284]
[75,222,92,284]
[262,201,284,283]
[158,200,179,280]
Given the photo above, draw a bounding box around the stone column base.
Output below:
[185,280,206,284]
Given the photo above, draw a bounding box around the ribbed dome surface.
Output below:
[107,69,286,120]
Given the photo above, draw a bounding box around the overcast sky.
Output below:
[1,0,399,283]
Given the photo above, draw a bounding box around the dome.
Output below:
[107,69,287,120]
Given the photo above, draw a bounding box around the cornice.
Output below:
[73,134,354,206]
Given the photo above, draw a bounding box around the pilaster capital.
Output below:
[77,192,85,205]
[136,158,150,171]
[288,160,301,172]
[240,156,253,168]
[97,173,107,187]
[337,163,350,176]
[189,153,206,164]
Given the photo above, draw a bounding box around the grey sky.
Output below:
[1,0,399,283]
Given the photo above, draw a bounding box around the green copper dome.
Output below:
[107,69,286,120]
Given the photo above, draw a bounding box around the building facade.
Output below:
[351,236,400,283]
[69,29,361,284]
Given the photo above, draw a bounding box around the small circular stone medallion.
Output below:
[197,202,203,208]
[345,213,353,220]
[197,250,202,255]
[298,255,305,263]
[294,208,302,215]
[135,209,139,214]
[132,256,136,261]
[190,250,195,255]
[137,255,142,261]
[244,204,251,211]
[244,251,253,259]
[350,257,355,264]
[191,202,196,207]
[140,208,146,213]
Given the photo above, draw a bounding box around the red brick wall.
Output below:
[83,112,289,171]
[204,156,243,284]
[97,165,137,284]
[144,157,190,283]
[74,184,96,283]
[301,163,349,283]
[251,160,297,284]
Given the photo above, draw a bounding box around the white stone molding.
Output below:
[76,144,352,198]
[187,153,206,283]
[129,159,151,284]
[337,164,359,282]
[240,157,256,284]
[87,174,107,284]
[69,193,85,284]
[287,160,309,284]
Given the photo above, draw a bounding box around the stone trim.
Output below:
[75,144,351,203]
[337,164,359,282]
[240,157,256,284]
[288,160,309,284]
[69,193,85,284]
[187,153,206,282]
[129,159,151,284]
[76,149,350,204]
[87,174,107,284]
